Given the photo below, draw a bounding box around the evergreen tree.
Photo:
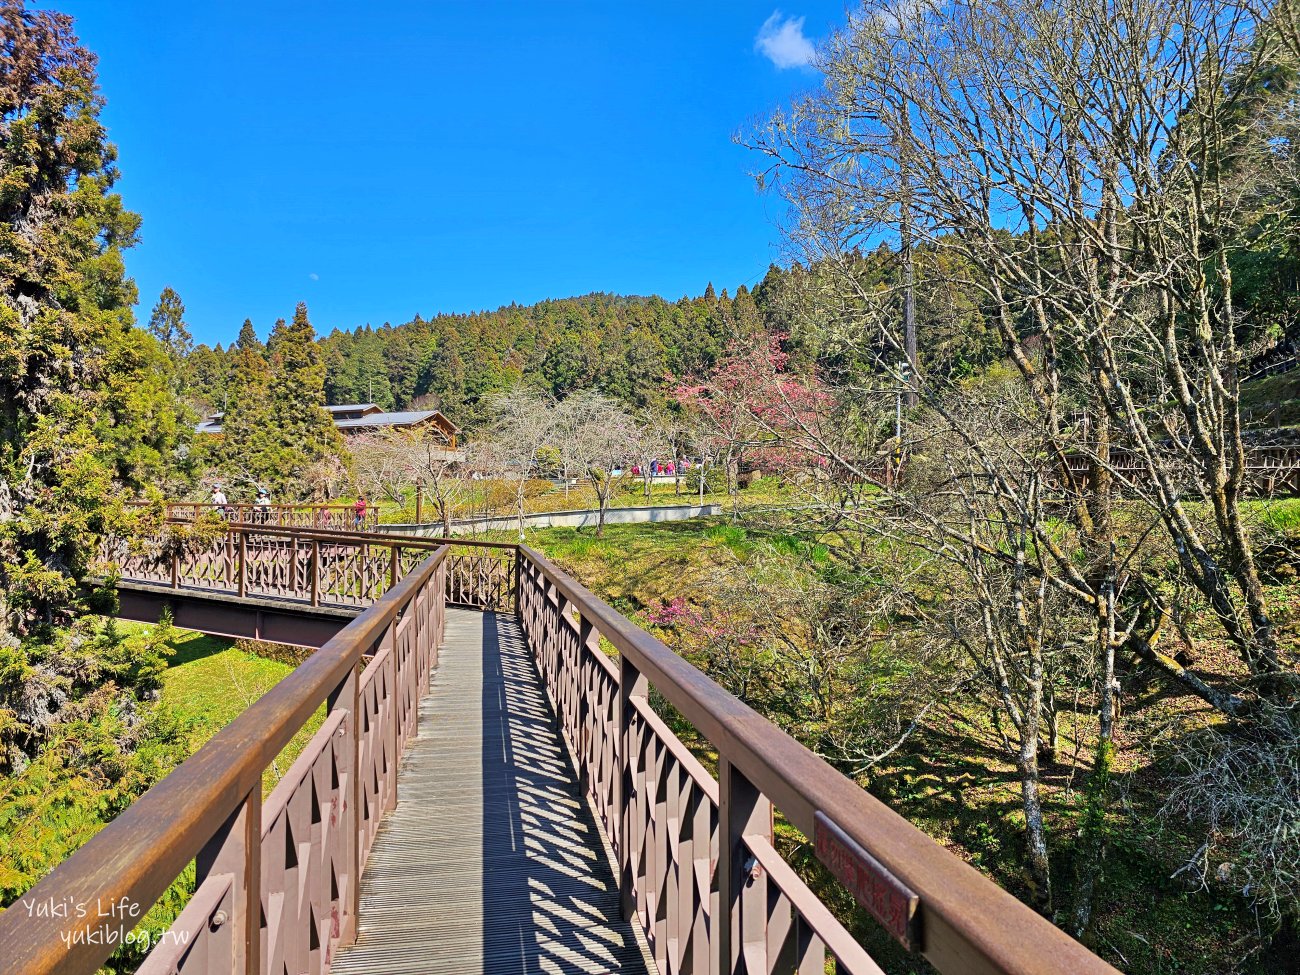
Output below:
[0,1,153,639]
[185,342,231,416]
[147,286,193,376]
[215,319,274,489]
[220,313,350,500]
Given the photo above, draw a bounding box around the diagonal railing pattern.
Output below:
[518,546,1121,975]
[101,525,515,612]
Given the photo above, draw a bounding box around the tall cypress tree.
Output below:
[215,319,274,489]
[218,304,346,499]
[147,286,193,393]
[266,304,347,492]
[0,2,157,639]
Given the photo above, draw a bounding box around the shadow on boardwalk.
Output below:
[332,609,648,974]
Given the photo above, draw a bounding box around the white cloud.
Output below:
[308,272,320,281]
[755,11,815,70]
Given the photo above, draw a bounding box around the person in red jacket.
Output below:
[353,495,368,530]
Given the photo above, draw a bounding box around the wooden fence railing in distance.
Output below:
[128,500,381,532]
[0,546,449,975]
[100,525,517,614]
[1059,445,1300,498]
[516,547,1120,975]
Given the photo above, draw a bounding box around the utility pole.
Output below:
[900,106,918,409]
[894,360,906,487]
[902,212,917,408]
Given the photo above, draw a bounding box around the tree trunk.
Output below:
[1018,728,1053,912]
[596,489,608,538]
[1071,579,1117,939]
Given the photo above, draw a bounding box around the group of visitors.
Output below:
[209,484,273,521]
[630,458,690,478]
[209,484,370,530]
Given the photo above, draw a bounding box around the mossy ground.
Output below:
[1241,366,1300,428]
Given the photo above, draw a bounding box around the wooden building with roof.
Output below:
[197,403,460,448]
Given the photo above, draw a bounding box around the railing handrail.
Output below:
[0,545,451,975]
[518,544,1118,975]
[9,531,1117,974]
[126,521,515,551]
[127,500,373,513]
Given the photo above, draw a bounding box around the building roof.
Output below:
[195,405,459,436]
[334,409,459,432]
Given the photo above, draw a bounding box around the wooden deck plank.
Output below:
[332,609,650,974]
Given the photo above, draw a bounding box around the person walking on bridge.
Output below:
[353,495,369,531]
[254,487,271,524]
[211,484,231,519]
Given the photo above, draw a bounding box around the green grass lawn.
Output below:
[119,622,325,797]
[1252,495,1300,533]
[374,474,805,524]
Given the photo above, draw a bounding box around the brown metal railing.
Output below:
[128,500,381,532]
[101,524,517,613]
[517,546,1119,975]
[0,545,450,975]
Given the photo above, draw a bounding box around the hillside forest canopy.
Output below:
[2,0,1300,973]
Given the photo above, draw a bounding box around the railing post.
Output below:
[718,758,772,975]
[513,546,522,617]
[170,549,179,590]
[310,539,321,607]
[225,531,234,590]
[387,621,399,809]
[196,788,262,975]
[415,480,423,525]
[237,530,247,599]
[577,616,595,796]
[389,545,400,590]
[617,652,648,921]
[327,667,360,946]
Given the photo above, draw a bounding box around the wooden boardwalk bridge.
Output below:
[332,609,648,974]
[0,525,1121,975]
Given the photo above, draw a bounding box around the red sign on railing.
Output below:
[814,810,921,950]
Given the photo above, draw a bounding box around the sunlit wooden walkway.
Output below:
[332,609,650,974]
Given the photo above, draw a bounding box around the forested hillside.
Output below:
[188,280,793,424]
[187,239,1299,437]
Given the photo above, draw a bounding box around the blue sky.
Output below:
[57,1,850,347]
